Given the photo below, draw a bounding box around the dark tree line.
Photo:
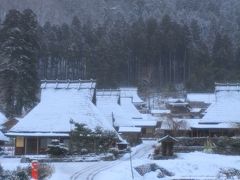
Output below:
[0,9,240,117]
[37,15,239,90]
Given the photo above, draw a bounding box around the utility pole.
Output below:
[129,150,134,179]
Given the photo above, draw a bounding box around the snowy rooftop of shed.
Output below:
[168,102,189,107]
[215,83,240,91]
[187,93,215,104]
[158,135,178,143]
[166,98,185,103]
[96,89,120,96]
[191,122,237,129]
[132,119,157,127]
[190,108,202,113]
[9,81,114,134]
[118,126,141,133]
[151,109,170,114]
[161,118,238,130]
[120,87,144,104]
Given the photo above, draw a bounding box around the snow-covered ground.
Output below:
[1,141,240,180]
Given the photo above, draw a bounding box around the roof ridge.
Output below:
[41,79,96,83]
[40,79,96,89]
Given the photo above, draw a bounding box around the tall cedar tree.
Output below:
[0,9,39,117]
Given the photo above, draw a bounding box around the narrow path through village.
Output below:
[70,140,155,180]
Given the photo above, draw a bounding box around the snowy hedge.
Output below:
[69,123,118,154]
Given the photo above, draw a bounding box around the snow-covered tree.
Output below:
[0,9,39,117]
[69,122,118,154]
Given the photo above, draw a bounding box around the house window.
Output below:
[40,138,48,149]
[146,128,153,134]
[142,128,146,134]
[16,137,24,147]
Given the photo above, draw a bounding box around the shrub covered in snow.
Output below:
[214,137,240,154]
[0,147,3,154]
[0,164,29,180]
[69,122,118,154]
[217,168,240,179]
[135,163,174,178]
[46,139,69,157]
[108,147,119,157]
[203,138,216,153]
[80,148,88,155]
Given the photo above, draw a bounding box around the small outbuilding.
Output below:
[118,127,141,145]
[158,135,178,156]
[117,141,128,150]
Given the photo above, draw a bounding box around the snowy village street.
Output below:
[53,140,155,180]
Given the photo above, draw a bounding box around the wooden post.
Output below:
[24,138,27,155]
[129,150,134,179]
[37,137,39,155]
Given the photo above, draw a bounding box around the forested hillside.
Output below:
[37,13,239,90]
[0,1,240,116]
[0,0,240,43]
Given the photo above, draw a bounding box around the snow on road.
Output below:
[65,140,155,180]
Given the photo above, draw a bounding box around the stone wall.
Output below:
[174,137,240,154]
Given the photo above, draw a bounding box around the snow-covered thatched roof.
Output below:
[96,90,134,127]
[120,97,143,119]
[200,84,240,124]
[119,97,156,125]
[120,87,144,104]
[8,80,114,136]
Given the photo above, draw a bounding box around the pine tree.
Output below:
[0,9,40,117]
